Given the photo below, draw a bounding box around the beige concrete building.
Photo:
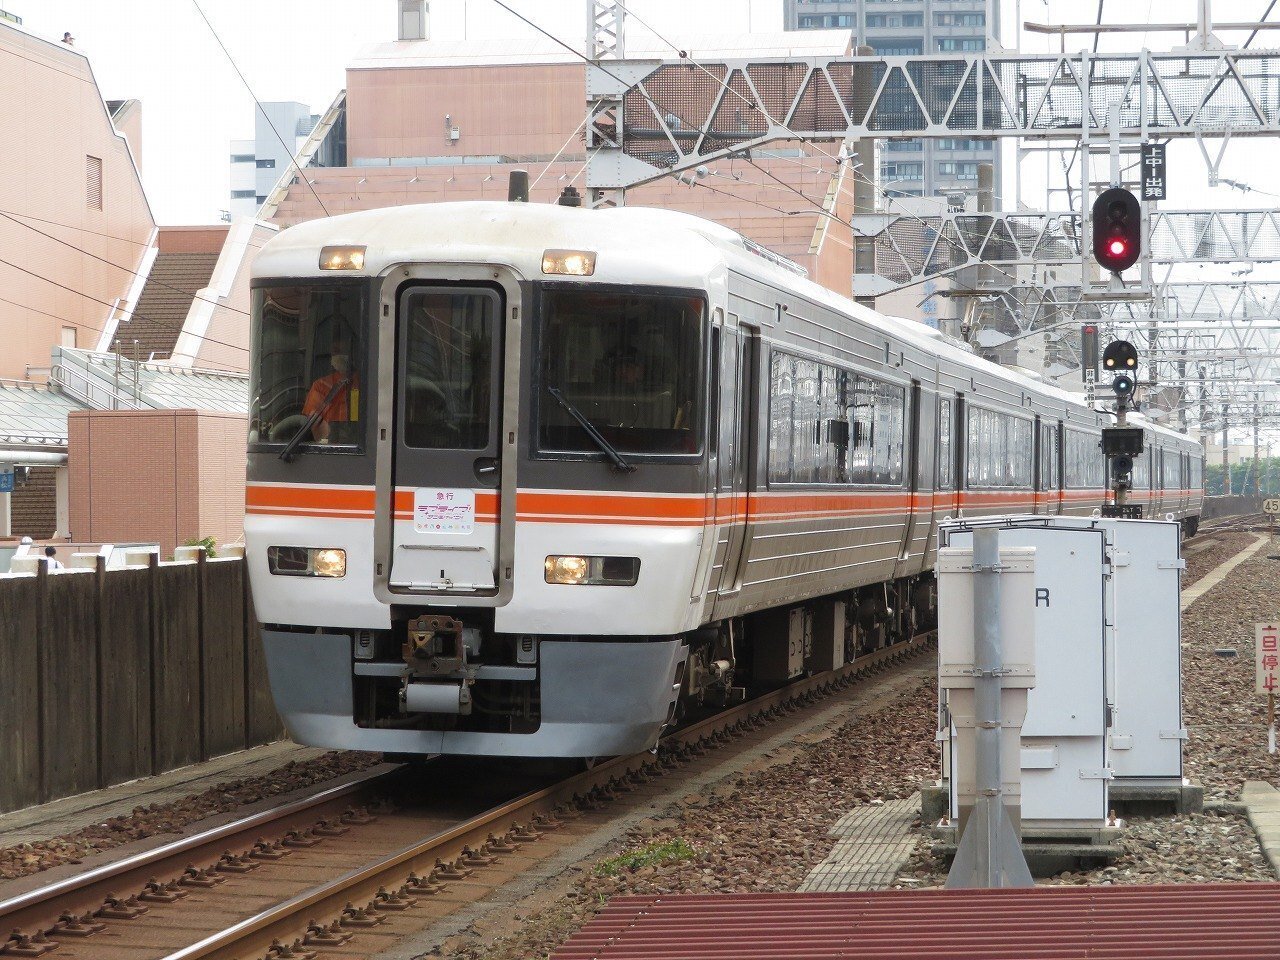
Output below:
[68,409,247,556]
[265,31,860,292]
[0,20,157,382]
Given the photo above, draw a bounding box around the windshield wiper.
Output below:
[278,376,351,463]
[546,385,636,473]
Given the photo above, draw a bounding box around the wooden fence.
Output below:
[0,556,282,813]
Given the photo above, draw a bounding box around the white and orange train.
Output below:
[244,200,1203,758]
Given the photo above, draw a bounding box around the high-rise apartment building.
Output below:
[785,0,999,205]
[228,102,320,218]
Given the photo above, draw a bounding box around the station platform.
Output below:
[552,884,1280,959]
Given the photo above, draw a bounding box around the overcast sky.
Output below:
[9,0,1280,232]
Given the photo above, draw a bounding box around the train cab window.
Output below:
[249,283,366,452]
[401,290,497,450]
[537,288,705,457]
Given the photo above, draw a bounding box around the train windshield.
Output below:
[249,283,367,453]
[537,288,705,458]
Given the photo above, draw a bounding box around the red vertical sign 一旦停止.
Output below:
[1257,623,1280,753]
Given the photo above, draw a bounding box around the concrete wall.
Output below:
[0,22,156,380]
[0,556,282,813]
[347,62,581,161]
[268,56,860,296]
[68,409,246,555]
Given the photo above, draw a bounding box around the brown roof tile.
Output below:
[110,252,219,360]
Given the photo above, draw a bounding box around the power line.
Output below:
[0,254,251,356]
[0,211,252,319]
[0,291,250,375]
[604,2,1028,294]
[190,0,331,219]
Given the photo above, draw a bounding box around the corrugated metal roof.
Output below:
[349,30,854,69]
[67,351,248,414]
[553,885,1280,959]
[0,380,87,447]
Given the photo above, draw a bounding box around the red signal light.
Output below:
[1108,239,1127,257]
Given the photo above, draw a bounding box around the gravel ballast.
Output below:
[442,527,1280,960]
[0,751,380,881]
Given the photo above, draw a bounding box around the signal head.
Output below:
[1111,454,1134,481]
[1111,372,1136,400]
[1102,339,1138,371]
[1092,187,1141,273]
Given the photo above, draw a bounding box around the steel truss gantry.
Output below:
[587,49,1280,191]
[859,208,1280,295]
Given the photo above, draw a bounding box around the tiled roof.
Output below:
[0,379,87,447]
[110,251,220,360]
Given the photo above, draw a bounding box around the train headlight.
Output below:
[544,555,640,586]
[541,249,596,276]
[312,548,347,578]
[319,245,366,270]
[268,546,347,578]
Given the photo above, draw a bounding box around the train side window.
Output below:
[767,349,904,485]
[1064,428,1103,489]
[937,398,953,490]
[965,406,1032,487]
[1132,441,1150,489]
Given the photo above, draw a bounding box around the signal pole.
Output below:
[1102,340,1141,518]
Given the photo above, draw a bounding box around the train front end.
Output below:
[245,202,720,758]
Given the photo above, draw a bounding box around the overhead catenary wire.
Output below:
[493,0,1029,299]
[190,0,331,219]
[0,211,253,319]
[0,254,251,357]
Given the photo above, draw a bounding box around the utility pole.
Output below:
[852,46,877,310]
[1223,403,1231,495]
[1255,400,1262,496]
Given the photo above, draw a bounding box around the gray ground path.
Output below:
[0,741,328,848]
[798,529,1278,894]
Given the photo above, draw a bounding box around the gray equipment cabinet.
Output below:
[939,515,1184,828]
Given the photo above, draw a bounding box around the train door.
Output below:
[1040,419,1062,515]
[936,393,961,518]
[893,381,923,579]
[711,322,754,618]
[386,285,504,595]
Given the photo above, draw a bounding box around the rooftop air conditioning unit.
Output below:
[399,0,428,41]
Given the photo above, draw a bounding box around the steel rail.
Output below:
[0,763,402,935]
[162,634,935,960]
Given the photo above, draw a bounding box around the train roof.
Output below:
[255,202,1198,450]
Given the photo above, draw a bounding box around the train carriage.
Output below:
[245,200,1202,759]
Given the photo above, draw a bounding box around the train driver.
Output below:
[303,334,360,443]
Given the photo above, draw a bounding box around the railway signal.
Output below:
[1080,324,1099,380]
[1101,340,1143,518]
[1092,187,1142,274]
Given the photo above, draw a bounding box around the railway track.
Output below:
[0,634,933,960]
